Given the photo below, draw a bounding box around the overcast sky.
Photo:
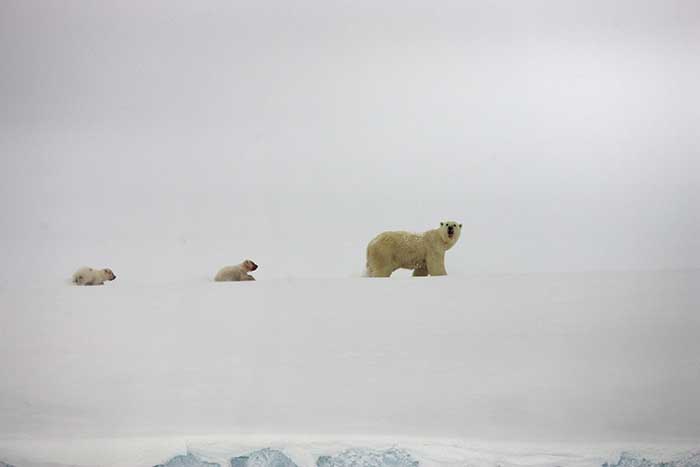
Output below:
[1,0,699,281]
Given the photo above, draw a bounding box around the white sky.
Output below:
[1,0,699,279]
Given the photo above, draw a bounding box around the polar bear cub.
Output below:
[366,221,462,277]
[72,267,117,285]
[214,260,258,282]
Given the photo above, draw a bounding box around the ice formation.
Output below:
[154,453,221,467]
[316,447,419,467]
[230,448,299,467]
[603,452,700,467]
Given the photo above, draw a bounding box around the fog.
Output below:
[1,0,698,282]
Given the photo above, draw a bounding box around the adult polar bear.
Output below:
[366,221,462,277]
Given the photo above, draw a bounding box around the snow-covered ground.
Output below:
[1,270,698,466]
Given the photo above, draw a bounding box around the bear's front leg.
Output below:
[412,265,428,277]
[426,253,447,276]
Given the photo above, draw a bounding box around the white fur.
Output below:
[366,221,462,277]
[72,267,116,286]
[214,260,258,282]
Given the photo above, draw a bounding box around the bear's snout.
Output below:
[250,262,258,271]
[447,226,455,237]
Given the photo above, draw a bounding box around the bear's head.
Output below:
[439,221,462,244]
[242,260,258,272]
[102,268,116,281]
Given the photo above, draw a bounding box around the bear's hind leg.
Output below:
[366,256,394,277]
[368,265,394,277]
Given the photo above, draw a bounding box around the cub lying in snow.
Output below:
[72,267,117,286]
[214,260,258,282]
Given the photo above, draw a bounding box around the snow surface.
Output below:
[0,271,698,466]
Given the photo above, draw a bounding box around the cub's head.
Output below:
[439,221,462,243]
[242,260,258,272]
[102,268,116,281]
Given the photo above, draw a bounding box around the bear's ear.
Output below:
[459,224,463,228]
[440,222,444,226]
